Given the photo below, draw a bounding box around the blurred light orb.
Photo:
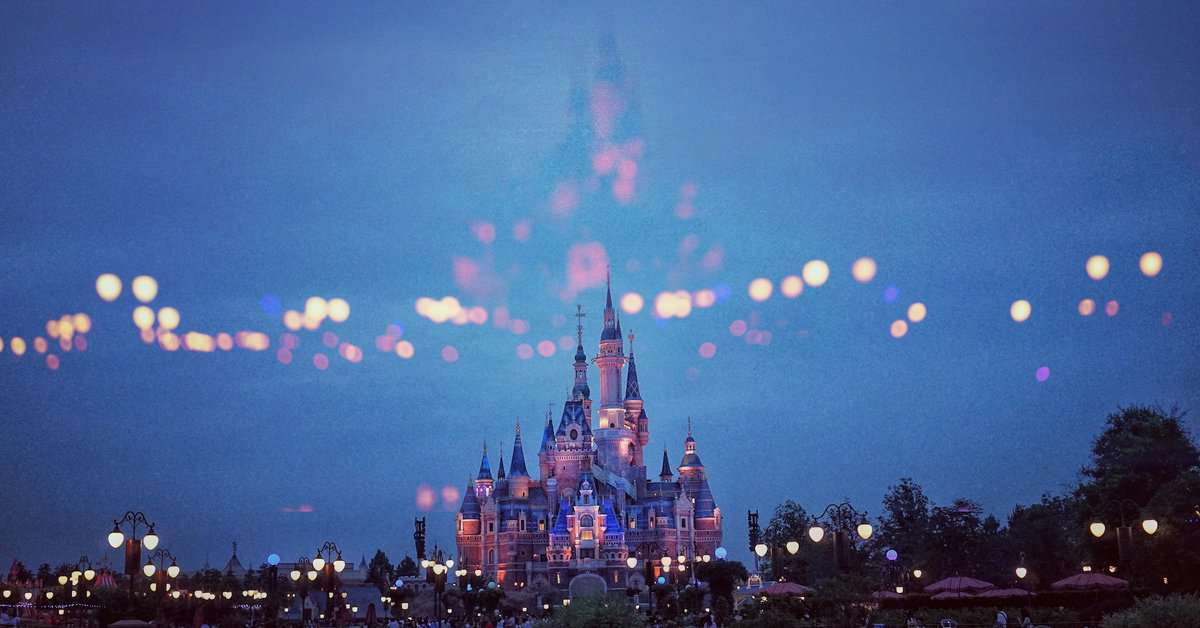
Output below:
[886,549,899,561]
[1086,255,1110,281]
[305,297,329,322]
[395,340,415,359]
[157,307,180,330]
[729,320,747,337]
[9,337,24,356]
[1078,299,1096,317]
[1105,300,1119,317]
[33,337,47,353]
[516,343,533,360]
[441,345,459,363]
[217,333,233,351]
[1010,299,1032,323]
[328,298,350,323]
[883,285,900,303]
[851,257,877,283]
[1035,366,1050,382]
[72,313,92,334]
[46,320,59,338]
[283,310,303,331]
[620,292,644,315]
[694,289,716,308]
[715,547,727,560]
[133,306,154,330]
[537,340,556,358]
[131,275,159,303]
[890,320,908,339]
[802,260,830,287]
[654,290,692,319]
[780,275,804,298]
[313,353,329,370]
[96,274,123,302]
[748,278,773,302]
[907,302,927,323]
[1139,251,1163,277]
[698,342,717,359]
[276,348,292,365]
[46,354,60,370]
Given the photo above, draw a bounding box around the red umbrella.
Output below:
[1051,573,1128,591]
[930,591,976,600]
[976,588,1035,599]
[762,581,815,596]
[872,590,903,600]
[924,576,995,593]
[365,602,376,626]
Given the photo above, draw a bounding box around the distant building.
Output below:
[456,277,722,592]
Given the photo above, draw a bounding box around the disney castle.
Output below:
[455,279,722,592]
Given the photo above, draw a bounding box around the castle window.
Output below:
[680,518,688,529]
[581,530,594,541]
[519,519,526,531]
[580,514,594,527]
[628,517,636,530]
[457,520,463,532]
[488,522,494,533]
[489,549,496,564]
[539,519,546,531]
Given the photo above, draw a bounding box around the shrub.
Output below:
[1101,594,1200,628]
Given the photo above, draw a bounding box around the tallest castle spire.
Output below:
[595,271,626,410]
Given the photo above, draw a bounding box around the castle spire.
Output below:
[540,406,555,451]
[476,442,492,480]
[624,331,641,400]
[571,305,591,400]
[509,418,529,477]
[659,449,673,481]
[496,445,506,480]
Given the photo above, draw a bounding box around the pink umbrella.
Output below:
[930,591,976,600]
[872,590,903,600]
[1051,573,1128,591]
[762,581,815,596]
[924,576,995,593]
[976,588,1035,599]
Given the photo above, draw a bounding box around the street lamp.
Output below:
[810,502,873,572]
[1087,499,1158,567]
[312,541,346,619]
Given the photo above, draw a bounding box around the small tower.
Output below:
[594,273,627,422]
[509,419,531,499]
[475,443,493,498]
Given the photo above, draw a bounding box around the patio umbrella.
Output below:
[976,588,1034,599]
[924,576,995,593]
[872,590,903,600]
[365,602,376,626]
[930,591,976,600]
[1050,573,1128,591]
[762,581,815,596]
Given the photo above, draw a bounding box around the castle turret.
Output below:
[659,449,673,482]
[509,419,531,498]
[623,332,648,467]
[538,409,555,479]
[475,444,493,498]
[594,274,627,420]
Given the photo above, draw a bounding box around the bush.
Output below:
[535,596,645,628]
[1101,594,1200,628]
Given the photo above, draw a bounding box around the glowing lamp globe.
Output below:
[753,544,768,558]
[172,590,181,599]
[333,558,346,573]
[84,569,95,581]
[307,570,317,581]
[1089,522,1106,538]
[71,570,81,581]
[895,586,904,594]
[45,591,53,600]
[715,547,727,560]
[2,590,11,598]
[1010,299,1032,323]
[267,553,280,566]
[702,554,711,562]
[1016,567,1028,579]
[912,569,923,579]
[167,563,180,578]
[857,523,874,540]
[223,591,232,600]
[678,554,686,563]
[661,556,672,568]
[886,549,899,561]
[626,557,637,569]
[108,527,125,549]
[802,259,830,287]
[58,575,68,585]
[290,570,301,581]
[785,541,800,555]
[143,563,156,577]
[312,556,326,571]
[656,576,666,585]
[142,528,159,550]
[1085,255,1110,281]
[474,569,482,577]
[808,526,825,543]
[1142,519,1159,535]
[24,592,32,601]
[445,559,454,569]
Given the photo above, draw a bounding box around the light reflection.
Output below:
[1086,255,1110,281]
[1010,299,1032,323]
[851,257,877,283]
[1139,251,1162,277]
[780,275,803,298]
[748,278,773,302]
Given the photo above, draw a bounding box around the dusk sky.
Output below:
[2,1,1198,572]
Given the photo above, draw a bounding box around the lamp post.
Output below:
[420,549,453,622]
[106,511,159,597]
[810,502,873,572]
[312,541,347,621]
[288,556,314,622]
[1087,499,1158,569]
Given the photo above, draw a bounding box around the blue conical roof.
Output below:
[509,421,529,477]
[459,480,480,518]
[477,445,492,480]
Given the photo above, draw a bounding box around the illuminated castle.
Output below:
[455,279,722,591]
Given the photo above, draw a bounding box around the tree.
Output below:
[871,478,932,566]
[536,596,645,628]
[695,559,748,607]
[367,549,393,591]
[1006,493,1086,585]
[396,555,418,577]
[763,500,830,582]
[926,499,1006,581]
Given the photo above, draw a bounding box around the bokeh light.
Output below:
[305,297,328,323]
[780,275,803,298]
[283,310,302,331]
[131,275,159,303]
[1086,255,1110,281]
[802,260,830,287]
[235,331,270,351]
[620,292,644,314]
[441,345,459,363]
[693,289,716,308]
[415,484,436,511]
[1036,366,1051,382]
[516,343,534,360]
[313,353,329,370]
[327,298,350,323]
[890,320,908,338]
[184,332,215,352]
[1139,251,1163,277]
[276,348,292,364]
[729,320,747,337]
[441,485,461,510]
[698,342,717,359]
[1105,300,1119,317]
[46,354,60,370]
[217,333,234,351]
[1078,298,1096,316]
[95,274,122,302]
[748,278,773,302]
[33,337,48,354]
[395,340,415,359]
[11,337,26,356]
[654,291,692,319]
[133,306,155,330]
[851,257,877,283]
[72,313,91,334]
[907,302,927,323]
[1010,299,1032,323]
[157,307,180,331]
[537,340,556,357]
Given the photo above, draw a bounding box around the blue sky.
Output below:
[1,1,1198,570]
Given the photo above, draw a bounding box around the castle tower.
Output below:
[623,332,648,467]
[474,444,493,498]
[509,419,531,499]
[594,274,626,419]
